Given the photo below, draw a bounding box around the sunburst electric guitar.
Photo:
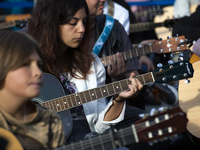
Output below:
[32,60,194,138]
[0,106,188,150]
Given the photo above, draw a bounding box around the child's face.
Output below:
[59,7,87,49]
[4,50,43,99]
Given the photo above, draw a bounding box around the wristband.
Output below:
[113,96,126,103]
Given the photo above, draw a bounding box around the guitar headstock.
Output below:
[135,106,188,142]
[15,19,28,28]
[163,18,180,28]
[152,60,194,83]
[152,36,187,54]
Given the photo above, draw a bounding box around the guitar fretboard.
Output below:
[41,72,155,112]
[129,22,163,33]
[100,44,153,66]
[0,21,15,30]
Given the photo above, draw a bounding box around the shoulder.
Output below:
[36,105,61,122]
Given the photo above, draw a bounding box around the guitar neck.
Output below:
[0,21,15,30]
[0,15,6,22]
[129,22,163,33]
[62,125,138,150]
[100,45,153,66]
[41,72,155,112]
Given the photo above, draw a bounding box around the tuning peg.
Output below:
[179,52,183,57]
[185,79,190,84]
[157,63,163,68]
[170,53,175,58]
[176,34,179,37]
[178,57,184,61]
[159,38,163,41]
[168,60,173,65]
[163,54,166,58]
[167,36,171,39]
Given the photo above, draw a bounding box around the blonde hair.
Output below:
[0,30,43,87]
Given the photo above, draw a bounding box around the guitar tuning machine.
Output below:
[167,36,171,39]
[157,63,163,68]
[185,79,190,84]
[168,60,174,65]
[178,57,184,61]
[170,53,175,58]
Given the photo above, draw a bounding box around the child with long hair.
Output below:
[0,30,64,149]
[28,0,143,143]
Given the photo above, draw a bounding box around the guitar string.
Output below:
[52,117,169,150]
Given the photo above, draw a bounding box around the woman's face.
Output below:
[86,0,107,17]
[59,8,87,49]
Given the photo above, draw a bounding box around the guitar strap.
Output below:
[93,14,114,55]
[108,0,114,17]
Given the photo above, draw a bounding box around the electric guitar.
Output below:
[100,36,187,66]
[179,53,200,140]
[32,60,194,138]
[0,19,28,30]
[0,14,31,22]
[0,106,188,150]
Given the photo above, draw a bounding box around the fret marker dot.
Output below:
[103,90,106,92]
[76,94,78,96]
[78,102,80,104]
[64,102,66,104]
[57,104,59,106]
[92,93,94,96]
[116,86,118,88]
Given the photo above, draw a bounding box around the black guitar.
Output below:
[32,60,194,138]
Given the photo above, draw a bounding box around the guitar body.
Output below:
[0,128,23,150]
[154,6,174,40]
[179,56,200,138]
[32,73,72,138]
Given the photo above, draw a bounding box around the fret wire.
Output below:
[114,54,116,63]
[87,90,93,102]
[111,82,117,94]
[74,93,79,106]
[103,57,106,66]
[50,100,56,111]
[57,99,62,111]
[61,97,66,110]
[53,100,59,112]
[109,56,111,66]
[142,47,145,54]
[119,128,127,146]
[118,81,123,91]
[129,49,132,59]
[69,95,74,108]
[64,96,70,109]
[123,51,126,60]
[82,92,87,104]
[141,75,146,85]
[98,135,106,150]
[77,93,83,105]
[99,86,104,98]
[149,44,153,53]
[94,88,98,99]
[105,85,110,95]
[135,48,138,57]
[89,138,95,150]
